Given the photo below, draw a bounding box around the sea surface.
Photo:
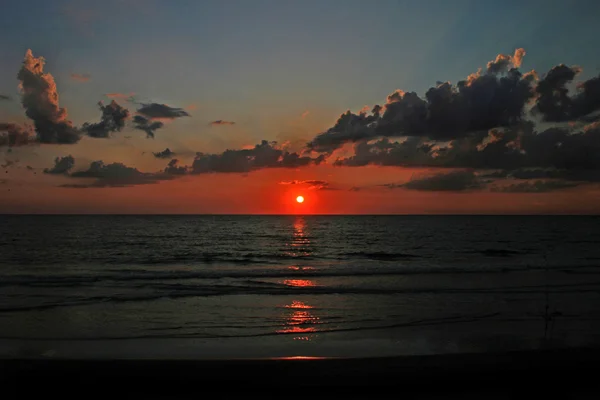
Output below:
[1,215,599,359]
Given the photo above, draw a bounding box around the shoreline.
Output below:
[2,347,599,394]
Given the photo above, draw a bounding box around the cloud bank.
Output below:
[66,160,174,188]
[191,140,325,174]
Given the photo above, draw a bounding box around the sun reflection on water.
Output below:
[283,279,316,287]
[285,300,313,309]
[277,305,320,335]
[276,217,321,340]
[285,216,312,258]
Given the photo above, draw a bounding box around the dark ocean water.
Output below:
[1,215,600,358]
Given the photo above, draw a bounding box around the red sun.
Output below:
[296,195,305,203]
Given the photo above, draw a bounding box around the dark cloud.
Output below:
[192,140,325,174]
[333,120,600,188]
[386,170,483,192]
[137,103,190,119]
[66,160,172,188]
[70,73,91,82]
[133,115,164,138]
[307,49,535,152]
[164,159,188,175]
[491,180,579,193]
[333,137,435,167]
[0,94,12,101]
[153,148,175,159]
[0,123,34,147]
[279,179,329,190]
[532,65,581,122]
[209,120,236,126]
[18,50,81,144]
[306,108,380,153]
[44,155,75,175]
[82,101,130,138]
[532,65,600,123]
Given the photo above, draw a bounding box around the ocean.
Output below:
[1,215,599,359]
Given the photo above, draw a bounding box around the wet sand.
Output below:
[2,347,599,397]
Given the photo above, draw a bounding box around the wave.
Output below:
[0,312,502,341]
[2,281,599,313]
[339,251,421,260]
[464,249,531,257]
[2,264,600,289]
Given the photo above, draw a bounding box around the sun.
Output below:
[296,195,304,203]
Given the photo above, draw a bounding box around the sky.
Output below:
[2,0,600,214]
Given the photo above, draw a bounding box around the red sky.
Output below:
[3,165,599,214]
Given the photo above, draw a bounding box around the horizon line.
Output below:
[1,213,599,217]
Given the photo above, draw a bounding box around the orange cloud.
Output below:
[512,48,526,68]
[70,73,91,82]
[279,180,330,190]
[301,110,310,118]
[105,93,135,102]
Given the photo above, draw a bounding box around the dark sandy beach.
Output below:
[2,347,599,397]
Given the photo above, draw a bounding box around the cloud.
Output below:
[209,120,236,126]
[486,48,526,74]
[66,160,172,188]
[44,155,75,175]
[0,94,11,101]
[105,93,136,102]
[70,73,91,82]
[532,65,600,123]
[18,50,80,144]
[164,159,188,175]
[532,64,582,122]
[153,148,175,159]
[51,141,324,188]
[512,48,526,69]
[333,120,600,186]
[279,179,329,190]
[491,180,579,193]
[137,103,190,119]
[0,123,35,147]
[307,49,535,152]
[133,115,164,138]
[192,140,325,174]
[386,170,484,192]
[333,137,434,167]
[82,101,130,138]
[301,111,310,118]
